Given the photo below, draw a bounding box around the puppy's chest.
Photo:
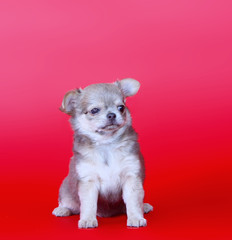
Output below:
[76,145,131,194]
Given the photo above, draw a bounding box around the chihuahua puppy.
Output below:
[52,78,153,228]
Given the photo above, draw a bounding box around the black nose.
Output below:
[107,113,116,120]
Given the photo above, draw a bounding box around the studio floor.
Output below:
[1,159,231,240]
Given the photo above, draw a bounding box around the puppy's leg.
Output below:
[78,180,98,228]
[122,176,147,227]
[52,177,80,217]
[53,197,80,217]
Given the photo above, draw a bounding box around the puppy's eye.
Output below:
[90,108,100,114]
[117,105,125,113]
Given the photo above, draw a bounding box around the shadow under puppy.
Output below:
[52,78,153,228]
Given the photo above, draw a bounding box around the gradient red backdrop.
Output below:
[0,1,232,239]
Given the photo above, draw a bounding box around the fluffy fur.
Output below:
[52,78,153,228]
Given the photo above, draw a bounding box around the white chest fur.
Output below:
[76,142,140,198]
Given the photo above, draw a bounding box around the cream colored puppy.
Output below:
[52,79,153,228]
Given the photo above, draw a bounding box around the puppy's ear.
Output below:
[60,89,82,115]
[115,78,140,97]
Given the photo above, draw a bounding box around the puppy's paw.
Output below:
[78,218,98,229]
[127,217,147,227]
[144,203,153,213]
[52,207,72,217]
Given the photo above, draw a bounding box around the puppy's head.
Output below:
[60,78,140,139]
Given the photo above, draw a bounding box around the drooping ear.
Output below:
[115,78,140,97]
[59,89,82,115]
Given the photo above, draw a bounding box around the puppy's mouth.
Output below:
[96,118,127,134]
[100,123,120,131]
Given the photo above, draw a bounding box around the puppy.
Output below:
[52,78,153,228]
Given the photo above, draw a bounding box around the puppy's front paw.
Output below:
[127,217,147,227]
[78,218,98,229]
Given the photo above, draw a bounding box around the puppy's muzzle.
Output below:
[97,112,119,131]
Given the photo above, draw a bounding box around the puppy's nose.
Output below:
[107,113,116,120]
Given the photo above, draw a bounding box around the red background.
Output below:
[0,1,232,239]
